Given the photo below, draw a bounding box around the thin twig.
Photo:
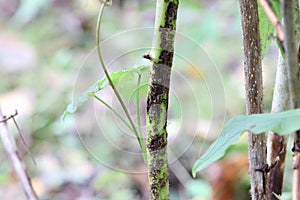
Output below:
[0,109,38,200]
[94,95,134,132]
[258,0,284,44]
[96,1,147,163]
[293,152,300,200]
[11,116,37,165]
[0,110,37,165]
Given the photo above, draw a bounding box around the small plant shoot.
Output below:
[61,65,149,120]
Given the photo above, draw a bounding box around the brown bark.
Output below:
[239,1,266,199]
[267,133,286,199]
[267,54,289,200]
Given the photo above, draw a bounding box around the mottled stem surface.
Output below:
[145,0,179,199]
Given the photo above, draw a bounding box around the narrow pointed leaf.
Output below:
[192,109,300,177]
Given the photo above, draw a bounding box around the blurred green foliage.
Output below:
[0,0,281,199]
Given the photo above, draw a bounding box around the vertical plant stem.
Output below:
[145,0,179,199]
[282,1,300,199]
[239,1,266,199]
[96,1,147,163]
[136,74,142,136]
[267,53,289,200]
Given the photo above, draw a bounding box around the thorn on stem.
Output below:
[143,53,153,61]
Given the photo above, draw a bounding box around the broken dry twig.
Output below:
[0,109,38,200]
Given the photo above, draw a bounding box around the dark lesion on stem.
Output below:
[148,133,167,152]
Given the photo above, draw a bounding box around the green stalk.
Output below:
[96,1,147,163]
[146,1,179,199]
[94,95,133,133]
[136,74,142,136]
[282,1,300,199]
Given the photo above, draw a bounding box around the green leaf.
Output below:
[61,65,149,121]
[273,193,282,200]
[270,0,281,20]
[258,0,281,57]
[192,109,300,177]
[258,5,273,57]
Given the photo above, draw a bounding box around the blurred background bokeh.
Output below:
[0,0,292,199]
